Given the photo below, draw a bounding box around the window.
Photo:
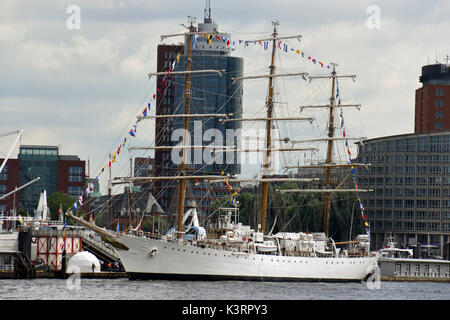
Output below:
[405,200,415,208]
[68,186,82,198]
[396,154,405,162]
[404,221,414,230]
[440,88,444,96]
[416,199,426,208]
[0,184,6,196]
[435,88,440,97]
[416,222,427,231]
[429,199,440,208]
[416,188,427,196]
[417,177,427,185]
[69,167,83,182]
[418,155,428,163]
[0,164,8,180]
[429,177,442,186]
[429,166,441,174]
[429,188,441,197]
[417,166,427,174]
[406,155,416,163]
[395,199,403,208]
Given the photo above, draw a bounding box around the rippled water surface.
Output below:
[0,278,449,300]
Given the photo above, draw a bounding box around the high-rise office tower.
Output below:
[154,7,243,216]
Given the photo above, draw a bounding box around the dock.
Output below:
[1,225,125,280]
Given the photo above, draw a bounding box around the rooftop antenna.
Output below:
[444,54,450,65]
[204,0,212,23]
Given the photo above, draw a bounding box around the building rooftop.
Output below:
[357,129,450,145]
[419,63,450,84]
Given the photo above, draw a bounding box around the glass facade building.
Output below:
[172,51,243,174]
[356,131,450,258]
[0,145,87,216]
[18,146,59,214]
[154,15,243,216]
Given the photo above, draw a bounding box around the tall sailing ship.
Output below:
[68,12,378,282]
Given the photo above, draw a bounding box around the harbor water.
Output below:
[1,278,449,300]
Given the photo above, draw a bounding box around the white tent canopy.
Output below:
[68,251,101,273]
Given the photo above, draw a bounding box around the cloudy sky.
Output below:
[1,0,449,194]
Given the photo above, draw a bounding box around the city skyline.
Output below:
[1,0,450,194]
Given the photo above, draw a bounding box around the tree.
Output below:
[210,184,366,242]
[47,191,84,223]
[142,216,169,234]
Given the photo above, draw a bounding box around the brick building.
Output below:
[415,63,450,133]
[0,145,85,215]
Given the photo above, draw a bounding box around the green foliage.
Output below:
[211,182,364,242]
[47,191,84,224]
[142,216,169,234]
[17,208,28,216]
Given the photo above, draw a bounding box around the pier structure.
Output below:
[0,217,123,278]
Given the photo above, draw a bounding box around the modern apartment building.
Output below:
[357,131,450,258]
[0,145,85,215]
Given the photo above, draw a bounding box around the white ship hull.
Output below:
[115,235,378,282]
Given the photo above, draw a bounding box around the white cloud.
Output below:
[1,0,450,194]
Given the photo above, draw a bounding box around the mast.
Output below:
[177,19,195,239]
[323,63,337,236]
[260,21,278,234]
